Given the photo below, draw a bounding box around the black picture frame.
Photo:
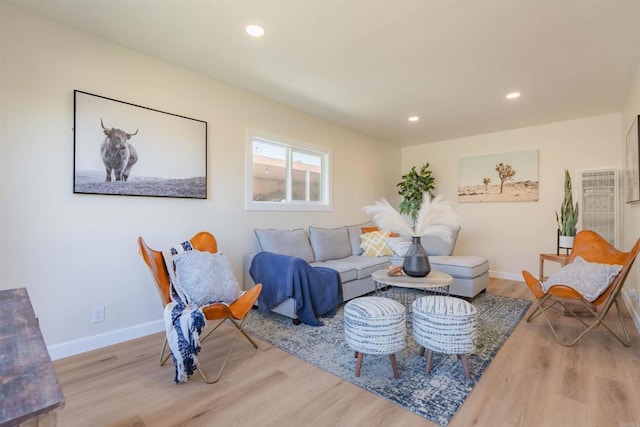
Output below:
[74,90,207,199]
[625,115,640,203]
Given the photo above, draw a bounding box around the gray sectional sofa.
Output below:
[243,223,489,321]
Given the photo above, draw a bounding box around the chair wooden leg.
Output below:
[460,354,471,380]
[355,352,363,377]
[419,346,425,357]
[389,354,400,379]
[425,349,433,375]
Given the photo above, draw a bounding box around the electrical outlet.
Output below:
[92,305,105,323]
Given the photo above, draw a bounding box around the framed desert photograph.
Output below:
[458,149,539,203]
[625,115,640,203]
[74,90,207,199]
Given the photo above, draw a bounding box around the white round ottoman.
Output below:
[412,295,477,380]
[344,296,406,378]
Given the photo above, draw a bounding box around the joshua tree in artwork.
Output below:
[483,177,491,192]
[495,163,516,194]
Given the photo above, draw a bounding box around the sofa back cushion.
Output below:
[309,226,352,262]
[421,224,461,256]
[346,222,373,255]
[254,228,315,263]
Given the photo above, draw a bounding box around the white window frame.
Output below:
[245,128,332,211]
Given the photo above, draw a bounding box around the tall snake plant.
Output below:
[556,169,579,237]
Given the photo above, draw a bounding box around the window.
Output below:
[245,128,331,211]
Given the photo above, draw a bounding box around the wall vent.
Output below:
[576,168,619,247]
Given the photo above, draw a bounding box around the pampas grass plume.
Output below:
[362,198,413,236]
[363,194,461,243]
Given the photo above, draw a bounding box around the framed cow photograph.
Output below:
[73,90,207,199]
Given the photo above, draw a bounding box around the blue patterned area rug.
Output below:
[243,292,531,426]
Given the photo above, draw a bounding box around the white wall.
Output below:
[621,60,640,328]
[401,114,623,280]
[0,4,400,356]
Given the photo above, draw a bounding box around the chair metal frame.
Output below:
[522,230,640,347]
[138,232,262,383]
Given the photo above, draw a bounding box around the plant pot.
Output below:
[559,235,574,249]
[403,236,431,277]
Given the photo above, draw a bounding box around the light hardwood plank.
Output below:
[53,279,640,426]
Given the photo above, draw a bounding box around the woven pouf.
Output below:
[344,296,406,378]
[412,295,477,380]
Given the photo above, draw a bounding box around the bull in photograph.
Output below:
[100,118,138,182]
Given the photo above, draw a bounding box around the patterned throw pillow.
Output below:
[360,230,393,257]
[173,251,242,306]
[542,255,622,302]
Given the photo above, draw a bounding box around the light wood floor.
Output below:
[53,278,640,427]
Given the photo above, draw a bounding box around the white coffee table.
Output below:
[371,269,453,309]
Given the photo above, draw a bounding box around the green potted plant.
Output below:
[397,163,436,224]
[556,169,579,248]
[364,163,439,277]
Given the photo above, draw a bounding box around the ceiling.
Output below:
[10,1,640,146]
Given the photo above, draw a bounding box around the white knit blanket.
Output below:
[163,241,207,383]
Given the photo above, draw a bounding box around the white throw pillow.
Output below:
[542,255,622,302]
[386,237,412,257]
[173,251,242,306]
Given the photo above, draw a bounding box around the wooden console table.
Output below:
[0,288,65,426]
[539,253,570,281]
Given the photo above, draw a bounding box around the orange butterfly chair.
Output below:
[522,230,640,347]
[138,231,262,383]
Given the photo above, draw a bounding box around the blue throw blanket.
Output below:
[249,252,343,326]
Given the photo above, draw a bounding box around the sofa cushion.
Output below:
[310,260,358,283]
[360,231,393,257]
[309,226,352,262]
[347,222,372,255]
[429,255,489,278]
[254,228,315,263]
[318,255,390,281]
[421,224,461,256]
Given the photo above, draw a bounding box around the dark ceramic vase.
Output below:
[403,236,431,277]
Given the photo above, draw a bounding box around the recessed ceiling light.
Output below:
[408,116,419,122]
[246,25,265,37]
[506,92,521,99]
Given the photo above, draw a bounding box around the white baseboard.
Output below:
[47,319,164,361]
[489,270,523,281]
